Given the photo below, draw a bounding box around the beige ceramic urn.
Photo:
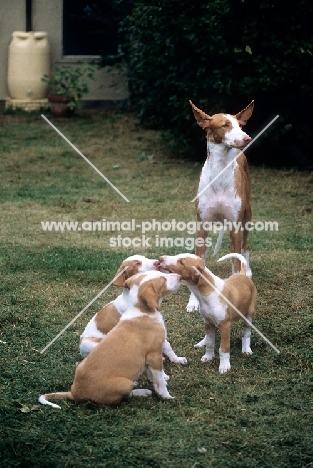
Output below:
[8,31,50,100]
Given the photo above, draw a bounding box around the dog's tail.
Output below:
[38,391,74,409]
[213,228,225,256]
[217,253,247,275]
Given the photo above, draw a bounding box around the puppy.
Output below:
[80,254,187,364]
[39,271,181,408]
[159,253,257,373]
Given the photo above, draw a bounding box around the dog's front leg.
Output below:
[230,229,242,274]
[162,339,187,364]
[198,321,216,362]
[219,321,231,373]
[146,352,173,399]
[195,218,208,262]
[186,289,200,312]
[242,315,253,354]
[144,366,169,383]
[186,215,208,312]
[242,203,252,277]
[147,366,174,399]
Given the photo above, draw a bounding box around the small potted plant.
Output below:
[42,63,96,117]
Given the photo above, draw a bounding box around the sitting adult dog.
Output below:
[159,253,257,374]
[39,271,181,408]
[79,254,187,365]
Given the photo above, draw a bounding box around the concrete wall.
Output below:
[32,0,63,63]
[0,0,129,106]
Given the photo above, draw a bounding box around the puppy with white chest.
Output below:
[39,271,181,408]
[159,253,257,373]
[80,254,187,365]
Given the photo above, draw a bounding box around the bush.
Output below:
[115,0,313,168]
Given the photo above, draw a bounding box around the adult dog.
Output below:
[188,100,254,311]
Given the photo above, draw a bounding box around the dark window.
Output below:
[63,0,118,56]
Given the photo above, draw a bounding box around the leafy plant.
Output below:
[114,0,313,168]
[42,63,97,110]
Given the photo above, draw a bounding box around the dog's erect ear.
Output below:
[113,265,130,287]
[139,282,161,311]
[189,100,212,130]
[235,100,254,126]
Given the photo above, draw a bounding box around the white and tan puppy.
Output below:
[79,255,159,357]
[159,253,257,373]
[80,254,186,365]
[39,271,181,408]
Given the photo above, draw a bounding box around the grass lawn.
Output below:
[0,109,312,467]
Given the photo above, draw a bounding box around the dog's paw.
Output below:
[169,356,187,364]
[219,355,231,373]
[161,392,175,399]
[219,363,231,374]
[163,371,170,381]
[186,293,200,312]
[219,351,231,373]
[194,337,207,348]
[132,389,152,397]
[242,338,252,354]
[201,353,214,362]
[172,356,187,364]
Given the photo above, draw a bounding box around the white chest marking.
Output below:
[112,291,129,314]
[190,272,227,327]
[197,147,242,222]
[199,292,227,327]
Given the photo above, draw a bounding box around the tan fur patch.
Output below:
[222,275,256,323]
[135,277,167,312]
[164,257,205,284]
[113,259,143,287]
[94,303,121,334]
[80,336,102,345]
[208,115,233,144]
[127,273,147,288]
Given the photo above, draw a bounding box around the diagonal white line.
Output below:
[192,266,280,354]
[40,266,128,354]
[41,114,130,202]
[191,115,279,202]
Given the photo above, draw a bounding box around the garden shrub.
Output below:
[114,0,313,168]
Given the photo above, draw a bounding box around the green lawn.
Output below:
[0,110,312,467]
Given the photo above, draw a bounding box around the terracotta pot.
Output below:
[48,94,73,117]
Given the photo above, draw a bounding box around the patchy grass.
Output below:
[0,110,312,467]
